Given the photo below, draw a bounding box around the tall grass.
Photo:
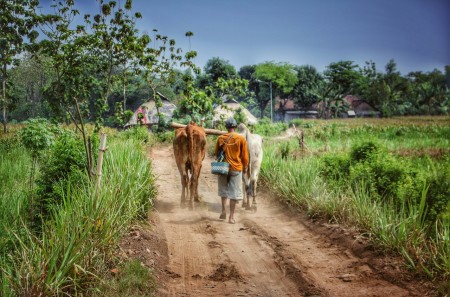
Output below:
[260,119,450,282]
[1,137,156,296]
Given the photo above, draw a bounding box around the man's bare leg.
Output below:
[220,197,227,219]
[229,199,237,223]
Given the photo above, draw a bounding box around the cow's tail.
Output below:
[246,130,253,175]
[186,124,194,169]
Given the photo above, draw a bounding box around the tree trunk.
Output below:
[74,97,92,179]
[2,64,7,133]
[122,69,127,111]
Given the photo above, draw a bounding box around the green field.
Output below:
[1,117,449,295]
[259,116,449,284]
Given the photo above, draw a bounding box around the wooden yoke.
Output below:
[170,122,226,135]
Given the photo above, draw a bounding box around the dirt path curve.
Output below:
[140,144,434,297]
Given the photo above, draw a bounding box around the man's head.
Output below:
[225,117,237,129]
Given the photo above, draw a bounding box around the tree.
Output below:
[292,65,324,109]
[174,76,248,124]
[253,61,298,118]
[200,57,237,88]
[8,52,54,120]
[85,0,150,118]
[407,69,449,115]
[185,31,193,51]
[0,0,40,133]
[40,0,99,176]
[323,60,362,96]
[86,0,150,128]
[141,31,199,130]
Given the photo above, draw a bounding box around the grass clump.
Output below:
[1,125,157,296]
[97,260,156,297]
[260,117,450,282]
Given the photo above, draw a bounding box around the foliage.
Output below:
[0,137,30,264]
[173,76,248,123]
[253,117,288,137]
[1,137,156,296]
[292,65,324,108]
[120,125,150,143]
[36,129,91,221]
[98,260,156,297]
[19,118,56,159]
[253,61,298,117]
[198,57,237,88]
[8,52,54,120]
[141,29,199,130]
[259,119,450,279]
[323,60,362,95]
[233,107,248,125]
[320,140,449,224]
[0,0,41,132]
[423,158,450,223]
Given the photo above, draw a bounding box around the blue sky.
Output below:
[41,0,450,75]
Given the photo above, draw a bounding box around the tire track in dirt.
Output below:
[148,144,435,297]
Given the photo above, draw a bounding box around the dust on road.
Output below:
[122,143,436,297]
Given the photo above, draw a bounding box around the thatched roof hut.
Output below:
[213,98,258,124]
[125,92,177,127]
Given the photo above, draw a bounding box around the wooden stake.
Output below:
[96,133,107,190]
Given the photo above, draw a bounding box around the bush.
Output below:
[425,159,450,223]
[320,153,351,184]
[350,140,383,163]
[321,141,450,223]
[36,130,89,218]
[254,118,288,137]
[120,126,150,143]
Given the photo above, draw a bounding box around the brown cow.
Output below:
[173,123,206,207]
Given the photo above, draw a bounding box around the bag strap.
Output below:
[221,133,234,148]
[217,133,233,161]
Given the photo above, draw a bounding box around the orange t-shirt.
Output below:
[215,132,249,172]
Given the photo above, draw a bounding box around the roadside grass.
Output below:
[95,260,156,297]
[0,130,157,296]
[260,117,450,283]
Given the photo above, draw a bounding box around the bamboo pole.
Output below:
[170,122,226,135]
[96,133,107,190]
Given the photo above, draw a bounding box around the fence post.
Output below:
[96,133,107,190]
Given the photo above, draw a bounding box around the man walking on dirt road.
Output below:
[215,117,249,224]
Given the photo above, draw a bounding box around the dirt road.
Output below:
[122,144,436,297]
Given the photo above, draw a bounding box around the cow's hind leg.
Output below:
[242,180,248,208]
[251,179,257,212]
[180,169,189,208]
[192,165,202,203]
[245,182,252,210]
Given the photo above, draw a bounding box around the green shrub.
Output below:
[19,118,57,159]
[350,140,383,163]
[0,133,22,152]
[321,141,450,223]
[36,130,89,219]
[320,153,351,184]
[120,126,150,143]
[254,118,288,137]
[289,118,314,129]
[425,160,450,223]
[154,131,174,143]
[279,142,291,159]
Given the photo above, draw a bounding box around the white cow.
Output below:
[237,123,263,211]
